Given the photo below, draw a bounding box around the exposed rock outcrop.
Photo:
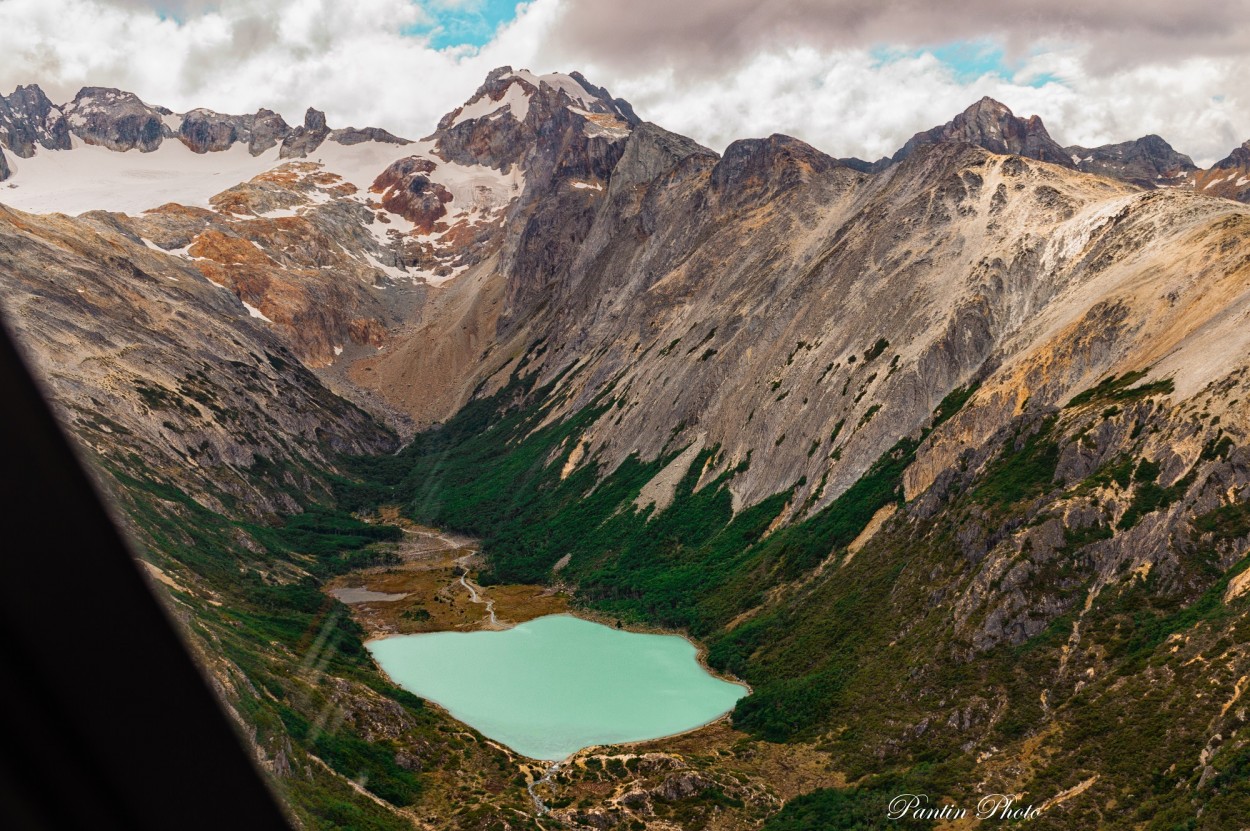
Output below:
[178,108,250,153]
[370,156,451,232]
[64,87,172,152]
[280,108,331,159]
[1,84,408,162]
[248,108,291,155]
[328,126,409,146]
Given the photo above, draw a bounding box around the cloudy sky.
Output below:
[1,0,1249,165]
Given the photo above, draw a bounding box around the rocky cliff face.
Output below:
[0,203,396,514]
[1067,134,1198,188]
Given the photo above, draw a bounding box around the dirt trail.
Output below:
[455,553,501,628]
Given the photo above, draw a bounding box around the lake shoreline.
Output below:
[335,518,752,763]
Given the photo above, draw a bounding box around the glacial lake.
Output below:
[367,614,747,760]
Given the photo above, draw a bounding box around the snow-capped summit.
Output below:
[436,66,638,134]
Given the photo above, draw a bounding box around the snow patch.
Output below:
[312,139,419,194]
[242,301,272,322]
[505,70,598,110]
[0,135,421,218]
[431,156,524,210]
[452,80,532,127]
[364,252,411,282]
[333,345,344,356]
[0,140,283,215]
[423,264,468,287]
[569,107,631,140]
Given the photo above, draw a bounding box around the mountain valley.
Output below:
[3,68,1250,830]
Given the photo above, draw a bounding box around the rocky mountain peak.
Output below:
[278,107,332,159]
[1194,137,1250,202]
[65,86,172,152]
[968,95,1012,117]
[1212,138,1250,169]
[711,133,838,199]
[0,83,71,163]
[430,67,638,174]
[437,67,637,134]
[892,96,1074,168]
[303,107,328,132]
[1066,134,1197,189]
[0,83,408,165]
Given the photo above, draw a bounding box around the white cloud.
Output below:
[0,0,565,140]
[570,42,1250,167]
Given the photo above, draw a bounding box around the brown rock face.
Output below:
[248,108,291,155]
[328,126,410,146]
[710,133,842,206]
[371,156,452,232]
[0,203,396,514]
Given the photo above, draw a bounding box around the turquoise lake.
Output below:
[367,614,747,760]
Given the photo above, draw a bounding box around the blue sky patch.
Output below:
[405,0,524,49]
[874,40,1062,89]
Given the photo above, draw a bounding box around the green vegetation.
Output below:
[1193,500,1250,541]
[1066,370,1174,408]
[864,337,891,362]
[101,459,532,829]
[332,376,984,750]
[1117,460,1194,531]
[763,784,931,831]
[970,416,1060,509]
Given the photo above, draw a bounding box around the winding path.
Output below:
[455,554,500,627]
